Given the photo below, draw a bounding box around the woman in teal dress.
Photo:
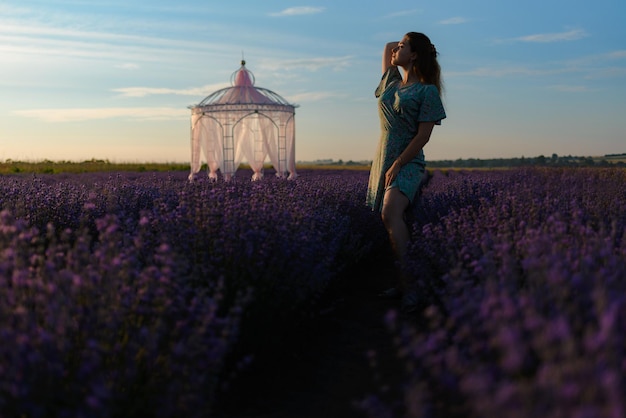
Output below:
[366,32,446,312]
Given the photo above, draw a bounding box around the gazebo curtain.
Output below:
[189,114,224,181]
[235,114,275,181]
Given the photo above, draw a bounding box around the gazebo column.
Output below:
[188,112,202,182]
[286,115,297,180]
[252,117,265,181]
[223,121,236,181]
[277,124,287,178]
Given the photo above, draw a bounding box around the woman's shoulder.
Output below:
[375,67,401,97]
[382,67,402,85]
[409,82,441,98]
[414,82,437,91]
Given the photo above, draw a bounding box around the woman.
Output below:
[366,32,446,312]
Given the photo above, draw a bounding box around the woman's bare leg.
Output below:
[381,188,410,285]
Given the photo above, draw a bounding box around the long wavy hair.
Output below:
[405,32,443,95]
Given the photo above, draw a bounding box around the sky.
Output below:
[1,0,625,164]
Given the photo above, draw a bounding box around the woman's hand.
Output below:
[385,159,403,188]
[386,123,436,187]
[382,41,399,74]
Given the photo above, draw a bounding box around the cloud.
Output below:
[0,19,234,65]
[113,84,229,98]
[438,16,469,25]
[383,9,421,18]
[14,107,189,122]
[115,63,140,70]
[286,91,346,103]
[269,7,325,17]
[548,84,593,92]
[260,56,353,72]
[446,64,579,78]
[588,67,626,79]
[608,50,626,59]
[0,25,197,63]
[446,49,626,82]
[512,28,589,43]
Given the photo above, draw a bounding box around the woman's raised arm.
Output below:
[382,41,398,74]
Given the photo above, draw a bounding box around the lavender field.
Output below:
[1,167,625,417]
[361,167,626,418]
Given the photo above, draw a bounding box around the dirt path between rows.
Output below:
[215,247,412,418]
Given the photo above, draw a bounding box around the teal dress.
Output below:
[366,67,446,212]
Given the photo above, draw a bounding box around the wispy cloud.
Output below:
[113,84,229,98]
[286,91,346,103]
[587,67,626,79]
[260,56,353,72]
[608,50,626,59]
[512,28,589,43]
[438,16,469,25]
[548,84,593,92]
[384,9,421,18]
[269,7,325,17]
[115,63,140,70]
[0,24,220,63]
[447,65,576,78]
[0,4,250,65]
[14,107,189,122]
[447,49,626,82]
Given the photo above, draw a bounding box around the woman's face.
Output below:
[391,36,416,67]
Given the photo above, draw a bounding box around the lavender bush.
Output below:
[0,169,383,417]
[0,210,243,417]
[360,167,626,418]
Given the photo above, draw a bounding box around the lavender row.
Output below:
[361,167,626,417]
[0,170,382,417]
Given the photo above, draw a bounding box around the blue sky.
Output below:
[1,0,625,163]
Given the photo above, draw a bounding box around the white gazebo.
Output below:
[188,60,298,181]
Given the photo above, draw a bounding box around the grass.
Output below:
[0,159,374,175]
[0,159,190,174]
[598,155,626,164]
[2,157,622,175]
[295,163,371,171]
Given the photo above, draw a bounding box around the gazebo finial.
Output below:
[241,51,245,67]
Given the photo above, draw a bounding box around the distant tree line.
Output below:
[306,153,626,168]
[428,153,626,168]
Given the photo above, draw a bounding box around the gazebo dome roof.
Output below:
[194,60,297,108]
